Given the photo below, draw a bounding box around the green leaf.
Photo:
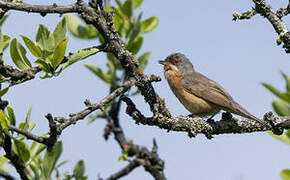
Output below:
[0,14,8,27]
[10,38,32,70]
[53,18,66,45]
[138,52,151,70]
[66,15,87,38]
[19,107,32,132]
[35,59,51,73]
[20,35,42,58]
[141,16,159,33]
[122,0,133,18]
[281,169,290,180]
[126,36,143,54]
[14,139,30,162]
[55,160,69,169]
[107,53,121,69]
[269,130,290,144]
[134,0,143,9]
[85,64,111,84]
[128,13,142,42]
[115,0,122,7]
[118,153,128,161]
[51,37,68,70]
[2,35,10,52]
[0,110,8,128]
[65,47,99,68]
[36,24,55,52]
[0,32,10,53]
[7,106,15,126]
[42,141,63,179]
[272,100,290,116]
[0,87,8,98]
[0,157,9,173]
[29,141,46,160]
[262,83,290,103]
[281,71,290,92]
[65,15,98,39]
[73,160,85,180]
[107,59,115,76]
[26,106,32,125]
[87,114,97,124]
[30,164,40,180]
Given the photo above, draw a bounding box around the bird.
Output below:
[158,53,266,126]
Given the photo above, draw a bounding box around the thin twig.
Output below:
[106,159,141,180]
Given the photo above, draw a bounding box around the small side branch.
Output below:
[255,0,290,52]
[0,1,80,15]
[3,135,29,180]
[7,78,137,149]
[105,159,141,180]
[0,45,103,86]
[0,64,41,85]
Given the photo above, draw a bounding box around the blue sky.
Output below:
[2,0,290,179]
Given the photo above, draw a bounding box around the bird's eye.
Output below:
[172,59,179,65]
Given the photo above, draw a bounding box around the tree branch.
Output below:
[0,45,103,86]
[105,159,141,180]
[8,125,46,143]
[78,1,171,119]
[252,0,290,52]
[121,96,290,139]
[55,77,137,134]
[0,1,80,15]
[3,135,29,180]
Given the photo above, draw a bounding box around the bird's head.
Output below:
[159,53,194,74]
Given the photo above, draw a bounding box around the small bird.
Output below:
[159,53,266,125]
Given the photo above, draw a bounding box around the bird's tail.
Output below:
[230,102,268,127]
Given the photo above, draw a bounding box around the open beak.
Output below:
[158,60,166,65]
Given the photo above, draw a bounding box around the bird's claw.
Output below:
[222,112,233,120]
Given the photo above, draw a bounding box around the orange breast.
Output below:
[164,70,220,116]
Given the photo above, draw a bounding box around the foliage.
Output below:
[0,0,158,179]
[263,71,290,180]
[66,0,159,122]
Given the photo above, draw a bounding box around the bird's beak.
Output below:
[158,60,166,65]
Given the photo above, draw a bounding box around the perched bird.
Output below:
[159,53,266,125]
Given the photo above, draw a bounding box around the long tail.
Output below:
[230,102,268,127]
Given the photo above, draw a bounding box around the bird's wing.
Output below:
[183,72,265,124]
[183,71,236,111]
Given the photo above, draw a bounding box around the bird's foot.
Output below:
[206,118,215,123]
[206,113,218,123]
[189,114,199,118]
[222,112,233,121]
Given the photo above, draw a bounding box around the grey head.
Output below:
[158,53,194,74]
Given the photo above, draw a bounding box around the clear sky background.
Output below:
[2,0,290,179]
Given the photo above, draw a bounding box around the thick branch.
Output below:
[122,96,290,139]
[0,65,41,85]
[252,0,290,52]
[0,1,80,15]
[78,1,171,118]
